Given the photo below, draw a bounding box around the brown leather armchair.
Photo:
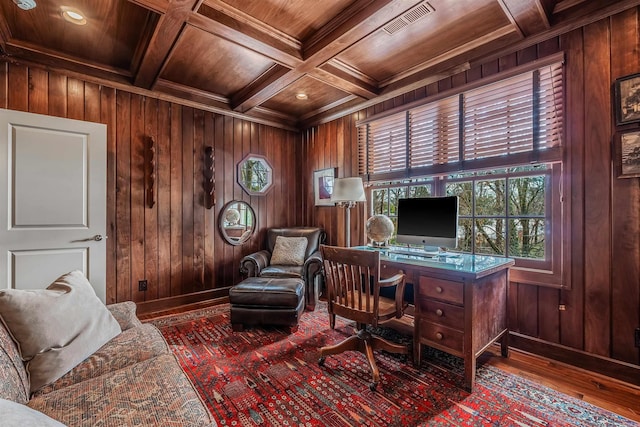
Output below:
[240,227,326,311]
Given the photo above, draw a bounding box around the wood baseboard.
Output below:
[510,332,640,387]
[136,288,231,315]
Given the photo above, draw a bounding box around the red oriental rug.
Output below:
[149,303,636,426]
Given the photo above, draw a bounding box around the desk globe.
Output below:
[365,214,394,247]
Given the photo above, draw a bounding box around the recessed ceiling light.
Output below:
[296,93,308,100]
[61,6,86,25]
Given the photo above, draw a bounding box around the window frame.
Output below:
[361,53,568,288]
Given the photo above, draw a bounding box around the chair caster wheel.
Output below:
[369,382,378,391]
[318,357,325,366]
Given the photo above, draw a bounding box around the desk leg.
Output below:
[500,329,510,358]
[463,357,475,392]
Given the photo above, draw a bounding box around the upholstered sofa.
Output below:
[239,227,326,310]
[0,297,215,426]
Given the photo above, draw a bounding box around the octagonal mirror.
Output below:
[219,200,256,245]
[238,154,272,195]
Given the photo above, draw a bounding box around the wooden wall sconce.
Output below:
[204,146,215,209]
[146,136,156,208]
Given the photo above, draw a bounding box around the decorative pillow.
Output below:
[0,270,122,393]
[0,398,65,426]
[270,236,308,266]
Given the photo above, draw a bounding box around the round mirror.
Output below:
[238,154,272,195]
[219,200,256,245]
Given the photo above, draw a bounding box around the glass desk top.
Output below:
[354,246,515,278]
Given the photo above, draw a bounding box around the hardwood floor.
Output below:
[140,301,640,423]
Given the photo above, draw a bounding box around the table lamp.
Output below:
[331,177,366,247]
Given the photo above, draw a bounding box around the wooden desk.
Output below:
[359,247,514,391]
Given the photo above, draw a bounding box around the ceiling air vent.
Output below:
[382,2,434,35]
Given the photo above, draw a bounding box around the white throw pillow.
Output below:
[0,398,65,426]
[270,236,309,266]
[0,271,122,393]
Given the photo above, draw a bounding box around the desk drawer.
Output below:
[418,276,463,305]
[419,320,463,352]
[418,299,464,330]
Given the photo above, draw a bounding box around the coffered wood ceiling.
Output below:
[0,0,637,130]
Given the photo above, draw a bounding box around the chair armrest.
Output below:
[240,250,271,277]
[303,250,323,310]
[107,301,143,330]
[379,272,406,318]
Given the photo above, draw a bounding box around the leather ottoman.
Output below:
[229,277,305,333]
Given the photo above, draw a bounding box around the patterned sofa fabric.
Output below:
[0,320,29,404]
[33,324,169,397]
[28,354,216,427]
[1,301,217,426]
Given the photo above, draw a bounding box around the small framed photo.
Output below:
[615,130,640,178]
[614,73,640,125]
[313,168,336,206]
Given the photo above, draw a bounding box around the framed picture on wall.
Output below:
[615,130,640,178]
[614,73,640,125]
[313,168,336,206]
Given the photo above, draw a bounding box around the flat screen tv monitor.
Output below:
[396,196,459,254]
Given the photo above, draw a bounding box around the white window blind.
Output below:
[358,61,564,180]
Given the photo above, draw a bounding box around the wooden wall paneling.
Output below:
[181,107,195,294]
[48,73,67,118]
[583,19,612,357]
[192,109,205,292]
[0,62,7,108]
[203,112,216,290]
[222,115,235,286]
[516,45,538,66]
[8,63,27,111]
[610,9,640,364]
[249,121,262,254]
[66,78,84,120]
[130,94,145,303]
[101,86,117,304]
[538,287,561,343]
[84,83,100,124]
[213,114,225,287]
[560,28,586,350]
[481,59,500,78]
[144,97,159,301]
[498,52,518,73]
[465,66,483,85]
[169,103,183,297]
[115,91,132,303]
[231,117,244,285]
[517,283,539,336]
[28,68,47,114]
[156,100,172,299]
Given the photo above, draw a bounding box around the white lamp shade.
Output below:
[331,177,366,202]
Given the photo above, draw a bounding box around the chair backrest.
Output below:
[320,245,381,325]
[267,227,325,258]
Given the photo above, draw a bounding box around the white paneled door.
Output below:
[0,109,107,301]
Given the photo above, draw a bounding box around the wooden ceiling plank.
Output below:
[134,0,200,88]
[500,0,551,36]
[192,6,302,67]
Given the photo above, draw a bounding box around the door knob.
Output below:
[71,234,105,242]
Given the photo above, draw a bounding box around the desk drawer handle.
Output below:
[435,332,444,340]
[435,286,443,293]
[435,309,443,317]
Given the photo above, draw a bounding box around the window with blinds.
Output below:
[358,61,564,180]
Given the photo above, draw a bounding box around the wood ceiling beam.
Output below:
[231,0,417,112]
[192,4,302,67]
[133,0,201,89]
[127,0,171,15]
[230,65,293,112]
[308,67,378,99]
[499,0,550,37]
